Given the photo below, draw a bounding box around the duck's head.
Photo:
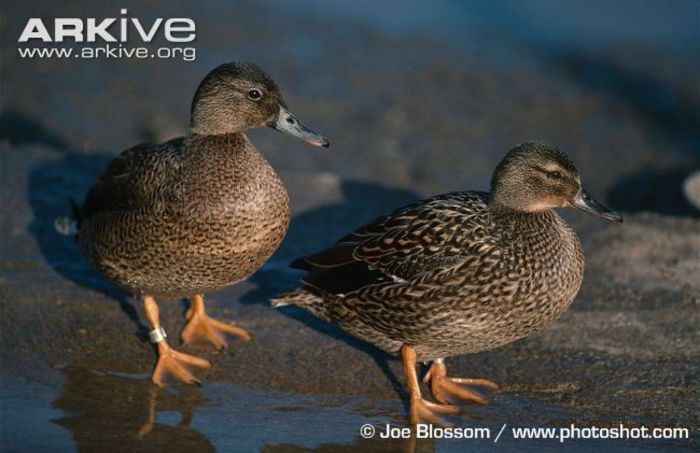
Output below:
[490,142,622,222]
[190,61,329,147]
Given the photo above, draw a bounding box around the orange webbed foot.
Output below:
[151,341,211,388]
[409,395,462,427]
[402,345,463,427]
[181,295,250,351]
[423,360,499,405]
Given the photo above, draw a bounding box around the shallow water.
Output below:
[2,360,671,452]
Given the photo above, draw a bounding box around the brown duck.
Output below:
[57,62,329,387]
[273,142,621,425]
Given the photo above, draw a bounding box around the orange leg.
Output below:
[423,358,499,405]
[402,345,460,426]
[143,296,211,387]
[137,387,158,438]
[180,294,250,351]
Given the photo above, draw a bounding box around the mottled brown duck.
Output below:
[273,142,621,425]
[57,62,329,387]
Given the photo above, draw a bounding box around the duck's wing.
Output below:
[80,137,186,222]
[294,191,493,294]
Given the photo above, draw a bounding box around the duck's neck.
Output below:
[488,201,561,239]
[488,199,583,280]
[186,131,250,153]
[190,109,250,136]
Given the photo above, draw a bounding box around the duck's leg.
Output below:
[181,294,250,351]
[423,358,499,405]
[143,296,211,387]
[402,345,460,426]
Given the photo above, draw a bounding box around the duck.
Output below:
[273,142,621,425]
[56,61,329,387]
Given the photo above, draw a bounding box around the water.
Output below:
[0,359,681,452]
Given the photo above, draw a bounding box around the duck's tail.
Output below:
[270,288,321,308]
[271,288,336,322]
[54,198,82,236]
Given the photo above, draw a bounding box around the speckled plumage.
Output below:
[60,61,329,386]
[72,61,329,300]
[77,133,290,298]
[274,143,621,363]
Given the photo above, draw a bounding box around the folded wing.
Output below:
[295,191,493,294]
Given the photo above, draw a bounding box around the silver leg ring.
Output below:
[148,326,167,344]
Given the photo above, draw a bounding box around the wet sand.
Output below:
[1,1,699,451]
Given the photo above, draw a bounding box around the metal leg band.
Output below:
[148,326,167,344]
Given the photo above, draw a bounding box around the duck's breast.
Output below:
[489,213,585,344]
[178,134,291,278]
[420,212,585,358]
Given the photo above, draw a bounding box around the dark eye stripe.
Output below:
[534,165,563,179]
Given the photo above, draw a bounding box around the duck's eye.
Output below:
[546,170,562,179]
[247,89,262,101]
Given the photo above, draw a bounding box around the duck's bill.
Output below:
[269,105,329,148]
[570,189,623,222]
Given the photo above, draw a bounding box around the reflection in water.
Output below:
[49,365,418,452]
[264,435,435,453]
[34,362,652,453]
[52,367,214,452]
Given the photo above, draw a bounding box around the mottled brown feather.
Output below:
[275,144,592,362]
[77,134,290,298]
